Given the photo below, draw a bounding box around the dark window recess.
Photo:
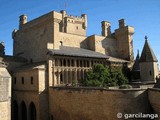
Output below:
[30,59,33,63]
[150,71,152,76]
[31,77,33,84]
[14,77,17,84]
[22,77,24,84]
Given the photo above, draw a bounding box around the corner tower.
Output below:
[139,36,159,82]
[101,21,111,37]
[115,19,134,61]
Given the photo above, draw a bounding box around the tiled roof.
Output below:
[48,46,109,59]
[140,39,158,62]
[107,56,129,63]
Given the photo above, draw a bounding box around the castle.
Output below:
[0,10,160,120]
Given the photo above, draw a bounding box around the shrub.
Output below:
[83,64,128,87]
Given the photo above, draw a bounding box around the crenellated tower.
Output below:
[101,21,111,37]
[60,10,87,36]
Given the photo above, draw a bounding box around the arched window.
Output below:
[77,60,79,67]
[71,59,74,67]
[59,41,63,46]
[55,59,58,66]
[29,102,36,120]
[13,100,18,120]
[63,59,66,66]
[21,101,27,120]
[68,59,70,67]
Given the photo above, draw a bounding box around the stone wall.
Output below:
[140,62,159,82]
[13,91,48,120]
[49,87,151,120]
[59,32,87,48]
[148,88,160,115]
[88,35,118,57]
[0,101,11,120]
[13,12,54,62]
[0,60,11,120]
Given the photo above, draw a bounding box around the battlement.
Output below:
[17,10,87,36]
[60,10,87,36]
[66,14,85,21]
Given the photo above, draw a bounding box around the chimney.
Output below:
[101,21,111,37]
[119,19,125,28]
[19,14,27,29]
[0,41,5,55]
[82,14,87,29]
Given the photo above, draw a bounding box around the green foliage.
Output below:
[72,80,79,87]
[83,64,128,87]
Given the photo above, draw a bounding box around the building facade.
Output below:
[3,10,157,120]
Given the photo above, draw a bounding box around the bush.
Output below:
[83,64,128,87]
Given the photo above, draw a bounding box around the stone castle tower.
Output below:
[115,19,134,61]
[139,36,159,82]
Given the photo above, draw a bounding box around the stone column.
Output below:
[74,68,77,81]
[74,59,77,67]
[62,59,64,67]
[78,69,81,80]
[66,59,68,67]
[57,69,60,85]
[57,59,59,67]
[48,59,53,86]
[66,69,68,84]
[18,103,21,120]
[82,69,84,80]
[62,69,65,84]
[69,69,72,84]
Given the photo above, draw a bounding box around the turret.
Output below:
[19,14,27,29]
[60,10,67,32]
[101,21,111,37]
[119,19,125,28]
[0,41,5,55]
[139,36,159,82]
[115,19,134,61]
[81,14,87,29]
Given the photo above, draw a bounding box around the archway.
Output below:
[29,102,36,120]
[13,100,18,120]
[21,101,27,120]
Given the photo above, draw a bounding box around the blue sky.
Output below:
[0,0,160,62]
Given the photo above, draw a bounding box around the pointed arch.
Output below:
[21,101,27,120]
[29,102,37,120]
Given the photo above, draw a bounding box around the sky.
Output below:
[0,0,160,62]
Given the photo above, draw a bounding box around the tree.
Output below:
[83,64,128,87]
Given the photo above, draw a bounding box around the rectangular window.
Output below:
[31,77,33,84]
[21,77,24,84]
[14,77,16,84]
[150,71,152,76]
